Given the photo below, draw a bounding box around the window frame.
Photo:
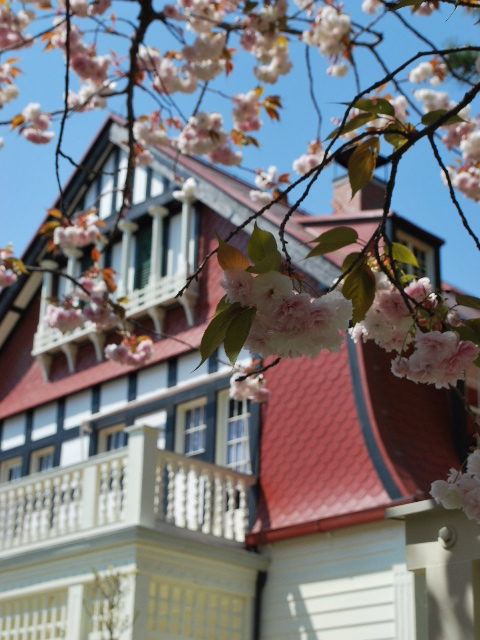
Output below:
[175,397,208,457]
[215,391,252,474]
[97,424,128,454]
[395,230,436,282]
[30,446,55,474]
[0,456,22,483]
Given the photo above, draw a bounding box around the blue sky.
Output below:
[1,2,480,294]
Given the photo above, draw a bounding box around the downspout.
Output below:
[253,570,267,640]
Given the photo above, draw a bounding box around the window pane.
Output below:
[184,405,206,456]
[226,400,251,473]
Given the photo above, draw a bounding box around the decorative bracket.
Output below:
[35,353,53,381]
[89,331,106,362]
[61,342,79,373]
[148,307,166,335]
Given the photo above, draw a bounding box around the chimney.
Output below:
[331,175,387,215]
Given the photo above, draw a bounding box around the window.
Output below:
[98,425,127,453]
[135,224,152,290]
[395,230,436,282]
[1,457,22,483]
[216,393,251,474]
[175,399,207,457]
[30,447,54,474]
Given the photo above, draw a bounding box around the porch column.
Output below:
[179,182,196,276]
[63,248,83,296]
[118,220,138,298]
[38,259,59,329]
[148,205,168,285]
[123,424,158,527]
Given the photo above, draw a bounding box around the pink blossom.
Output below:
[273,292,311,332]
[104,337,153,367]
[44,304,85,333]
[229,371,270,403]
[221,268,254,306]
[0,265,17,288]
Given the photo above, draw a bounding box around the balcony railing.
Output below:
[0,425,256,555]
[32,272,198,356]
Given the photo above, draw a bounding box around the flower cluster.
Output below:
[0,5,34,50]
[230,371,270,403]
[44,303,85,333]
[0,246,18,288]
[222,269,353,359]
[350,273,478,389]
[53,213,101,251]
[0,62,20,111]
[21,103,54,145]
[176,111,241,165]
[249,165,277,205]
[232,91,262,133]
[104,335,153,367]
[302,6,351,73]
[431,450,480,524]
[292,140,324,176]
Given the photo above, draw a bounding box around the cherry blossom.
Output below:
[53,213,101,250]
[431,451,480,524]
[104,335,153,366]
[44,303,85,333]
[230,371,270,403]
[21,103,54,145]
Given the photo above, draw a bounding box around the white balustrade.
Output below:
[0,427,255,554]
[32,272,198,358]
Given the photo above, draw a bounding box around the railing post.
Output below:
[81,464,99,529]
[124,425,158,527]
[65,584,87,640]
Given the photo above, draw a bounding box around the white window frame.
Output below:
[175,398,207,457]
[98,424,127,454]
[30,446,55,474]
[215,391,252,474]
[0,457,22,483]
[395,230,435,282]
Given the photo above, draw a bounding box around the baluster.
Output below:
[179,461,188,528]
[70,470,80,531]
[236,481,248,542]
[225,478,235,540]
[189,465,199,531]
[166,461,175,524]
[23,483,34,543]
[13,485,24,545]
[202,470,212,535]
[0,491,7,550]
[58,473,70,534]
[4,489,15,548]
[41,478,52,539]
[51,475,62,535]
[213,474,224,537]
[98,462,109,525]
[32,482,43,542]
[110,458,120,522]
[120,455,127,518]
[154,459,164,521]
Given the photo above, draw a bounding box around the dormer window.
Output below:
[395,229,437,286]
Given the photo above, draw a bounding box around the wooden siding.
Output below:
[260,520,415,640]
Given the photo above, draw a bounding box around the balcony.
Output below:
[0,425,255,557]
[32,272,198,375]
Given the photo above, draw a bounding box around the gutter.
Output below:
[245,498,416,546]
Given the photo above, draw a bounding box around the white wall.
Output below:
[1,414,26,451]
[260,521,416,640]
[64,390,91,430]
[31,403,57,441]
[136,363,168,400]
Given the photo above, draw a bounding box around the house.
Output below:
[0,116,477,639]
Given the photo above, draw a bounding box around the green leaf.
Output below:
[197,306,237,368]
[353,98,395,117]
[389,242,419,268]
[224,307,257,366]
[348,137,380,198]
[307,227,358,258]
[247,222,282,272]
[458,319,480,346]
[342,251,364,274]
[243,0,258,12]
[327,113,377,140]
[421,110,465,127]
[389,0,424,10]
[216,232,250,271]
[383,124,409,150]
[456,294,480,312]
[342,264,376,324]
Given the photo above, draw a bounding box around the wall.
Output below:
[259,520,416,640]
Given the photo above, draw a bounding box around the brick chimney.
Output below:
[331,175,387,215]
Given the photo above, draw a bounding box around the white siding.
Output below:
[167,212,182,276]
[64,390,91,430]
[60,436,90,466]
[115,151,128,211]
[134,409,166,449]
[136,362,168,400]
[100,377,129,411]
[151,171,165,197]
[177,352,208,385]
[260,521,415,640]
[98,151,116,219]
[1,414,26,450]
[31,403,57,441]
[110,241,123,295]
[133,166,148,204]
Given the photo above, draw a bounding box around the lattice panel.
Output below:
[147,579,246,640]
[0,591,67,640]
